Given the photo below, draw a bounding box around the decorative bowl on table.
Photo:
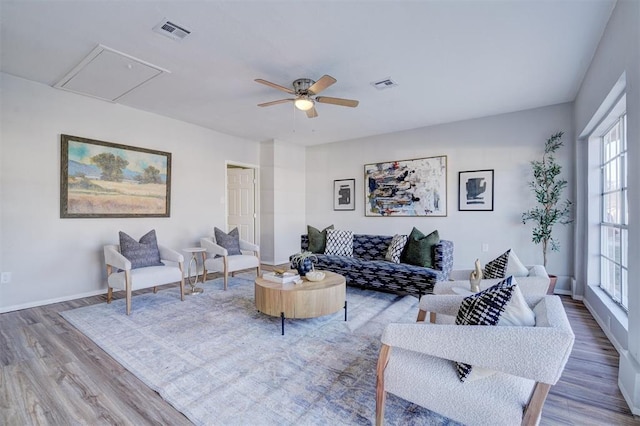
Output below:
[305,271,326,282]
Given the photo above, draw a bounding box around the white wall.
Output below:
[0,73,260,312]
[260,139,305,265]
[573,0,640,414]
[305,103,575,289]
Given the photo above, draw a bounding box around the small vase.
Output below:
[294,258,314,276]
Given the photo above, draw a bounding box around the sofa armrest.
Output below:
[418,295,464,316]
[200,237,227,257]
[528,265,549,279]
[434,240,454,277]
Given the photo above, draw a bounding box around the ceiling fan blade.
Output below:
[308,75,336,95]
[255,79,295,94]
[306,106,318,118]
[315,96,359,108]
[258,99,295,107]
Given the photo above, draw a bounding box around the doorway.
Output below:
[226,164,258,244]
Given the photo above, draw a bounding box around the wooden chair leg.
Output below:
[522,382,551,425]
[416,309,427,322]
[376,344,391,426]
[153,286,158,293]
[106,265,113,304]
[430,312,437,323]
[125,270,132,315]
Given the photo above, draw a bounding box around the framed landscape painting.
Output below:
[458,169,494,211]
[364,155,447,217]
[334,179,355,210]
[60,134,171,218]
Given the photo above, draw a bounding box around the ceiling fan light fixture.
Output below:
[294,98,314,111]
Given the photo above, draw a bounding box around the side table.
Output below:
[183,247,207,295]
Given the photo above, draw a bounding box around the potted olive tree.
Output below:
[522,131,572,294]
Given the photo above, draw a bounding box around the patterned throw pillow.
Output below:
[214,227,242,255]
[324,229,354,256]
[385,234,409,263]
[400,227,440,268]
[308,224,334,254]
[454,277,517,382]
[483,249,511,279]
[119,229,164,269]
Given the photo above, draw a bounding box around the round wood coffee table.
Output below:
[255,270,347,335]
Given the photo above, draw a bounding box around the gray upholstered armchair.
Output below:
[376,295,574,425]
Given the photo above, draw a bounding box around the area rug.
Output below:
[61,276,460,425]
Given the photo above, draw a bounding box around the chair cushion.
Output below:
[107,264,182,291]
[214,227,242,255]
[483,249,510,278]
[401,227,439,268]
[454,277,524,381]
[324,229,353,256]
[205,254,259,272]
[308,224,333,254]
[119,230,163,269]
[385,234,408,264]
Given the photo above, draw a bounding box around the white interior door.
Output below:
[227,167,256,243]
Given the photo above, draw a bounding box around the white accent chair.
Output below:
[376,295,574,426]
[421,267,550,323]
[443,265,551,295]
[200,237,260,290]
[103,245,185,315]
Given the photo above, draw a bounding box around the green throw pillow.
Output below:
[401,227,440,268]
[308,225,334,253]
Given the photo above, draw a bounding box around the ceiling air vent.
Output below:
[371,78,398,90]
[153,19,191,41]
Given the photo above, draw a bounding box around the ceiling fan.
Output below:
[255,75,359,118]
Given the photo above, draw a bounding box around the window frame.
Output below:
[599,113,628,311]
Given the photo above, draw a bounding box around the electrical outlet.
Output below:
[481,243,489,253]
[1,272,11,284]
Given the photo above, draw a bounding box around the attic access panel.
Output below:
[54,45,169,102]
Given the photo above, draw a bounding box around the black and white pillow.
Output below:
[483,249,511,279]
[385,234,408,263]
[324,229,354,256]
[119,229,164,269]
[454,277,516,381]
[214,227,242,256]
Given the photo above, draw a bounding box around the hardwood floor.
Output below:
[1,278,638,425]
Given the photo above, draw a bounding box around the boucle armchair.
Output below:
[376,295,574,426]
[442,265,550,295]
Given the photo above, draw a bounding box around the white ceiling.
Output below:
[0,0,615,146]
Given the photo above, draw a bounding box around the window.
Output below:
[600,114,628,310]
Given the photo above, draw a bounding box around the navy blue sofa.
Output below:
[300,234,454,298]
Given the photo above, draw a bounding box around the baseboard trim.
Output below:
[0,289,106,314]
